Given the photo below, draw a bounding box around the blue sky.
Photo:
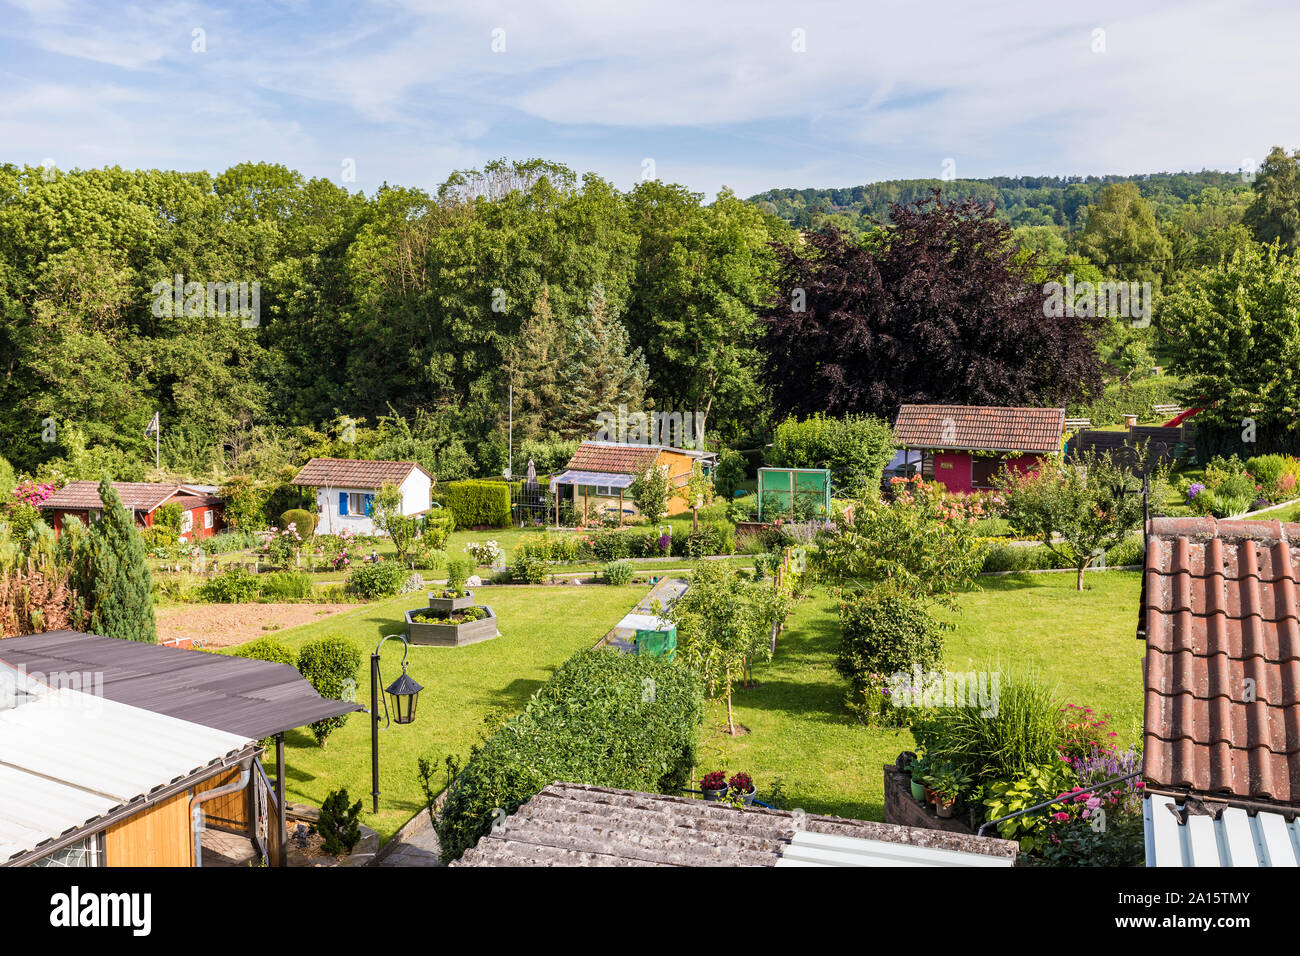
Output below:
[2,0,1297,199]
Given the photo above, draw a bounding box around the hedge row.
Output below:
[444,480,511,528]
[979,535,1145,574]
[435,649,703,862]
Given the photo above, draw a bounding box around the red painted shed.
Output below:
[892,404,1066,494]
[39,481,224,540]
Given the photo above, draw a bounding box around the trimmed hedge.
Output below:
[436,649,702,862]
[230,636,297,667]
[280,508,317,536]
[445,480,511,528]
[296,635,362,747]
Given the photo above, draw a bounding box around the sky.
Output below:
[1,0,1298,199]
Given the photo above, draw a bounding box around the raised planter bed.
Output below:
[883,765,977,835]
[426,589,474,612]
[405,604,499,647]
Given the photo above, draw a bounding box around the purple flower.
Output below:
[1187,483,1206,499]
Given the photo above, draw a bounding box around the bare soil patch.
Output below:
[155,602,361,649]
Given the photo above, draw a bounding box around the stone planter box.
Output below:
[427,589,474,612]
[883,765,977,835]
[405,604,499,647]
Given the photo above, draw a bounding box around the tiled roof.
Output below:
[565,442,661,476]
[893,405,1066,454]
[1141,517,1300,806]
[290,457,432,489]
[453,783,1018,866]
[39,481,185,513]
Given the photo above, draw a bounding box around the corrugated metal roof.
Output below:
[1140,517,1300,805]
[0,631,362,740]
[776,830,1015,867]
[0,683,251,862]
[549,470,636,490]
[1143,794,1300,867]
[893,404,1066,454]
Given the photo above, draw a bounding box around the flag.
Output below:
[144,412,159,438]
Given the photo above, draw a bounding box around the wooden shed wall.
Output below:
[104,791,194,867]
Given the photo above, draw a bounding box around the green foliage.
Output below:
[510,550,549,585]
[435,649,702,862]
[1244,146,1300,252]
[218,476,270,531]
[296,635,362,746]
[1163,244,1300,439]
[0,456,14,500]
[912,673,1065,786]
[70,480,156,643]
[557,285,649,440]
[312,789,363,855]
[835,592,946,719]
[630,465,672,526]
[1066,376,1184,428]
[768,414,895,498]
[981,762,1077,849]
[444,556,473,595]
[344,560,408,600]
[259,571,313,601]
[279,509,316,537]
[813,479,985,607]
[1001,452,1149,590]
[372,482,418,564]
[712,449,747,499]
[1078,183,1171,287]
[444,481,511,529]
[601,560,633,585]
[230,636,298,667]
[200,566,262,603]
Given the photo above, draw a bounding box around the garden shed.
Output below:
[756,467,831,521]
[892,404,1065,494]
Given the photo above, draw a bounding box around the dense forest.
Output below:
[4,148,1300,490]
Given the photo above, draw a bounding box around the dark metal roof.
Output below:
[0,631,362,740]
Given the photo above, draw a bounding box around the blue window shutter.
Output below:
[364,494,373,516]
[339,492,348,516]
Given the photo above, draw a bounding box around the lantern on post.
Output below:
[371,634,423,812]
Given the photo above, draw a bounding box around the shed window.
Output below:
[971,456,1004,488]
[32,834,103,867]
[181,510,194,533]
[204,510,213,529]
[348,493,374,516]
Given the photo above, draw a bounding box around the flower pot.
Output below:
[731,785,757,806]
[910,779,926,803]
[701,786,728,802]
[428,589,473,612]
[935,797,955,819]
[924,786,936,807]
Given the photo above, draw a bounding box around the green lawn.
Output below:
[258,584,645,841]
[707,570,1144,823]
[1247,500,1300,522]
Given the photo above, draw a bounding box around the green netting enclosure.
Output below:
[757,467,832,521]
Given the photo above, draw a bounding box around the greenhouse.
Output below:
[756,467,832,521]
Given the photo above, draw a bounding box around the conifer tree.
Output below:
[503,287,566,441]
[73,480,157,643]
[557,285,649,440]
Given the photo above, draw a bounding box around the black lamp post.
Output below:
[371,634,423,813]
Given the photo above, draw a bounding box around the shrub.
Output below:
[684,521,735,558]
[259,571,313,601]
[713,448,748,499]
[280,509,316,537]
[911,673,1065,785]
[296,635,362,746]
[444,557,473,595]
[511,551,548,584]
[980,541,1070,573]
[312,789,362,855]
[200,566,261,603]
[601,560,633,585]
[435,649,702,862]
[444,480,511,528]
[631,465,672,526]
[422,513,454,549]
[1246,455,1288,496]
[591,529,633,562]
[768,413,895,498]
[836,591,945,722]
[230,636,297,667]
[68,480,156,643]
[344,560,408,600]
[1103,536,1144,568]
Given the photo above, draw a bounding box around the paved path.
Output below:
[375,811,444,867]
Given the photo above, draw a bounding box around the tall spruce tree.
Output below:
[503,287,566,441]
[557,285,649,440]
[75,480,157,643]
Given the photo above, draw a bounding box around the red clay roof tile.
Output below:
[39,481,186,513]
[1141,516,1300,806]
[290,457,431,489]
[893,404,1065,454]
[565,442,661,476]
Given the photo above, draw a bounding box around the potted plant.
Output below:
[700,771,729,801]
[932,767,971,819]
[908,754,930,804]
[728,771,756,806]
